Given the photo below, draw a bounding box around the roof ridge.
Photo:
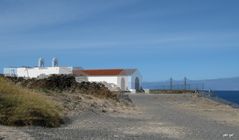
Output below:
[73,68,137,76]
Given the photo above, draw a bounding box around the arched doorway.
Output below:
[121,78,125,91]
[135,77,140,91]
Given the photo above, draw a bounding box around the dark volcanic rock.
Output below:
[5,75,118,100]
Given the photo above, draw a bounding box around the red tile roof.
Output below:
[73,69,136,76]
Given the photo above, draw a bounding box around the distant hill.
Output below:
[143,77,239,91]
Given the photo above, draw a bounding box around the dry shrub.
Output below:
[6,75,118,100]
[0,77,63,127]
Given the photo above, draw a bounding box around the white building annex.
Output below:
[3,58,72,79]
[3,58,143,92]
[73,69,143,92]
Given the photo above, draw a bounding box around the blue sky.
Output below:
[0,0,239,81]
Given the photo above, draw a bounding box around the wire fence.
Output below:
[155,83,204,90]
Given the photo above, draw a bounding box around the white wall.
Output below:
[58,67,73,74]
[76,76,129,90]
[3,68,17,76]
[117,76,128,90]
[16,67,72,78]
[82,70,143,92]
[87,76,118,85]
[127,76,132,89]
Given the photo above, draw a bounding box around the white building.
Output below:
[3,58,72,78]
[73,69,143,92]
[3,58,143,92]
[4,67,73,78]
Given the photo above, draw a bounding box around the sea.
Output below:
[212,91,239,106]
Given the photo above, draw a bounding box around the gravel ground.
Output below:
[131,94,239,140]
[1,94,239,140]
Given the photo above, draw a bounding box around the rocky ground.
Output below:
[1,94,239,140]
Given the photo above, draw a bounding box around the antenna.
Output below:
[38,57,44,68]
[52,57,59,67]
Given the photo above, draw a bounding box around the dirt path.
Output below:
[1,94,239,140]
[131,94,239,140]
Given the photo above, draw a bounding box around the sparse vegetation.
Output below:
[0,75,132,127]
[0,77,63,127]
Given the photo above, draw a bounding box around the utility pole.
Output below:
[170,77,173,90]
[184,77,187,90]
